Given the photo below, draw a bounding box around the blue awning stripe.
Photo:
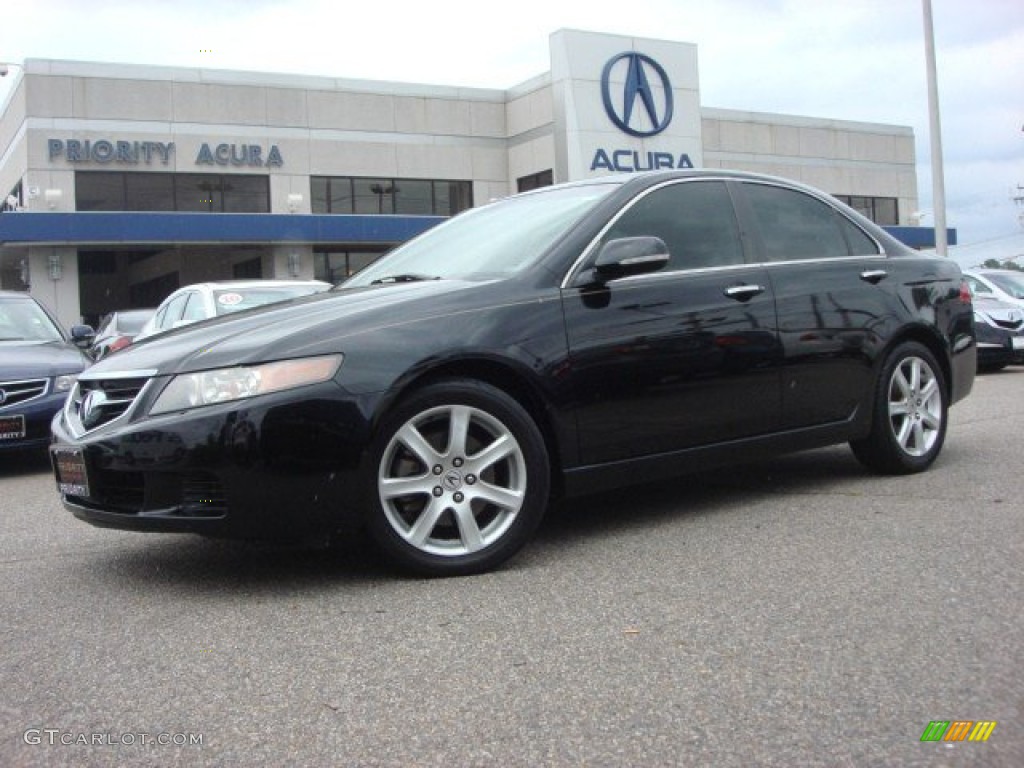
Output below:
[0,212,444,246]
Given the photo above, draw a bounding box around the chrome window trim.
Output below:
[560,176,888,290]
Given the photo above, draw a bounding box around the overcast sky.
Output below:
[1,0,1022,255]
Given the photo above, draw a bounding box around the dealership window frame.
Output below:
[311,176,473,216]
[75,171,270,213]
[833,194,899,227]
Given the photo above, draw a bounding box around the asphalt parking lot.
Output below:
[2,368,1022,767]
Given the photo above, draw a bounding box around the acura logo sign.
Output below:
[80,388,108,429]
[601,52,674,137]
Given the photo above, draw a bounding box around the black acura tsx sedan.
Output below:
[51,170,976,576]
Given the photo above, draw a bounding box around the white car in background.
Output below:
[136,280,332,341]
[963,269,1024,310]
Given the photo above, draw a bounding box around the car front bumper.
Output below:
[50,385,374,543]
[1,390,69,452]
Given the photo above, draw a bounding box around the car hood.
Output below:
[87,279,501,376]
[0,340,90,379]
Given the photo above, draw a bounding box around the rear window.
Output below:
[212,286,323,316]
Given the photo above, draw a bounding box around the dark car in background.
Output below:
[1,291,93,452]
[50,171,976,576]
[971,296,1024,371]
[89,308,156,361]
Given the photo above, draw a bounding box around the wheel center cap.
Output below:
[442,470,463,492]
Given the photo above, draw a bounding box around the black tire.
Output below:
[850,341,948,475]
[363,379,550,576]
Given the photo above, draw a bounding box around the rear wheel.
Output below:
[364,379,550,576]
[850,341,947,474]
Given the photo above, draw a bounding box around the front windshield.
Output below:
[0,298,64,342]
[345,182,618,287]
[213,285,326,316]
[984,272,1024,299]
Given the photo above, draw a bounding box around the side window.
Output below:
[965,275,991,295]
[159,294,189,329]
[744,183,851,261]
[603,180,744,271]
[836,216,881,256]
[180,292,207,323]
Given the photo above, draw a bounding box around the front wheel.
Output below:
[850,341,948,475]
[364,379,550,576]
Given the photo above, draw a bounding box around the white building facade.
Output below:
[0,29,921,327]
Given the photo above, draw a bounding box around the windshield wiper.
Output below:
[369,274,440,285]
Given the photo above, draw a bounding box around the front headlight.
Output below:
[150,354,343,415]
[54,374,78,393]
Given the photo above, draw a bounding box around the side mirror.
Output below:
[70,324,95,348]
[590,237,670,283]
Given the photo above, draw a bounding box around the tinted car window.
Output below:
[744,183,851,261]
[836,215,881,256]
[603,180,744,270]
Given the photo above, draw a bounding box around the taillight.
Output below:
[958,280,972,304]
[109,336,132,353]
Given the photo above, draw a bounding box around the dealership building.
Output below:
[0,29,934,328]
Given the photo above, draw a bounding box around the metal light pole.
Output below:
[922,0,948,256]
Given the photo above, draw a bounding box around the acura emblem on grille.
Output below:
[80,389,109,428]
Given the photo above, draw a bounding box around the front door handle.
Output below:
[724,284,766,302]
[860,269,888,284]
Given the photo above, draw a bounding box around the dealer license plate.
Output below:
[1012,337,1024,350]
[0,414,26,440]
[52,448,90,497]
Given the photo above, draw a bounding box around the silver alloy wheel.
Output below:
[378,404,527,557]
[887,355,943,457]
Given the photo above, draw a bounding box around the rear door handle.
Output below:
[860,269,888,284]
[724,284,766,302]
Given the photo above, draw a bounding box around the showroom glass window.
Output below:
[833,195,899,227]
[744,183,880,261]
[312,177,473,216]
[603,180,745,271]
[75,172,269,213]
[314,250,385,283]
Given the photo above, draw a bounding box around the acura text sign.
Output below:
[593,51,693,172]
[47,139,283,168]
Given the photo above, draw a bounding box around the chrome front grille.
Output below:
[0,378,48,410]
[66,372,153,436]
[993,317,1023,331]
